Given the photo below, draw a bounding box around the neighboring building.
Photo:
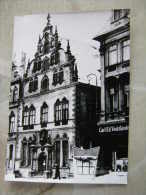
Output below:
[93,9,130,171]
[6,14,100,179]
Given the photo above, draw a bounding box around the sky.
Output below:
[12,11,111,85]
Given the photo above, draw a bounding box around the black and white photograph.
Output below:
[5,10,130,184]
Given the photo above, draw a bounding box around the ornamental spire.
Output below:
[47,13,51,25]
[66,40,71,54]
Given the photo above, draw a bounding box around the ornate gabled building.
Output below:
[93,9,130,172]
[6,14,101,179]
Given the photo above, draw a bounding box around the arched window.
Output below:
[29,105,36,127]
[52,68,64,86]
[42,57,49,71]
[29,77,38,93]
[62,134,69,167]
[54,99,61,126]
[41,75,49,91]
[41,102,48,127]
[59,68,64,84]
[38,59,42,71]
[23,106,29,127]
[13,86,18,102]
[9,111,15,133]
[53,69,58,85]
[29,78,33,93]
[62,97,69,125]
[32,61,37,73]
[33,76,38,91]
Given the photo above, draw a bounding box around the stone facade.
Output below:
[6,14,100,180]
[93,9,130,171]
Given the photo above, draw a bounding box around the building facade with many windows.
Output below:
[6,14,100,179]
[93,9,130,171]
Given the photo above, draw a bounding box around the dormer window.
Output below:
[41,75,49,91]
[9,111,15,133]
[42,57,49,71]
[13,86,18,102]
[28,76,38,93]
[53,68,64,86]
[113,9,122,21]
[32,59,42,73]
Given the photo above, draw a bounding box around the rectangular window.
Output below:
[114,10,122,21]
[122,40,130,61]
[29,110,35,125]
[109,88,117,113]
[10,117,15,132]
[108,45,118,66]
[24,111,29,126]
[123,85,129,108]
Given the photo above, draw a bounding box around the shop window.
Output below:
[108,44,118,66]
[9,111,15,133]
[41,75,49,91]
[109,88,116,113]
[122,40,130,61]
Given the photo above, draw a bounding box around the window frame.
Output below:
[121,39,130,62]
[108,44,118,66]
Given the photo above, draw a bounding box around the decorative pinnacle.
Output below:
[38,35,41,43]
[55,25,58,35]
[47,13,51,25]
[67,40,71,53]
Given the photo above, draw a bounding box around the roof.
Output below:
[93,20,129,42]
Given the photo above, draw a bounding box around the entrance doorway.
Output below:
[38,152,47,174]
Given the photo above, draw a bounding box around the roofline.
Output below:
[93,23,130,42]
